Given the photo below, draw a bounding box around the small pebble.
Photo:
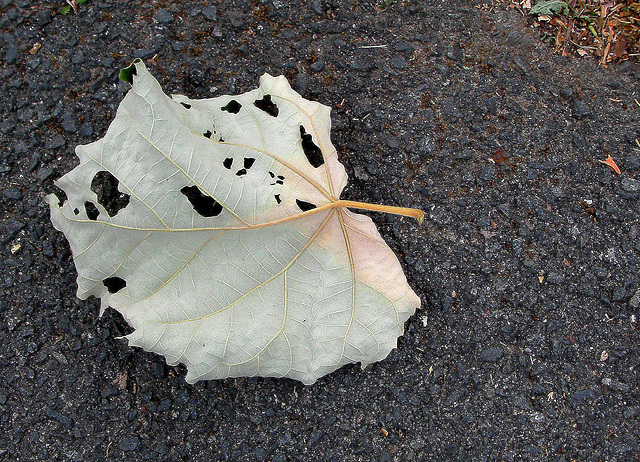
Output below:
[621,178,640,193]
[202,6,217,21]
[2,189,21,200]
[154,9,173,24]
[571,100,591,119]
[46,135,65,149]
[390,56,409,70]
[480,347,503,362]
[118,436,140,452]
[602,378,630,393]
[310,60,324,72]
[62,110,77,133]
[4,34,18,64]
[71,51,84,65]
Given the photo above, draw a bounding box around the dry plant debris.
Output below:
[598,155,622,173]
[507,0,640,64]
[46,61,422,385]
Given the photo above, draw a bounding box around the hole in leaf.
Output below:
[235,168,247,176]
[296,199,317,212]
[103,276,126,294]
[218,137,225,143]
[300,126,324,168]
[244,157,255,169]
[221,100,242,113]
[274,194,281,204]
[180,102,192,109]
[85,201,100,220]
[203,130,212,139]
[52,186,67,207]
[254,95,279,117]
[180,185,223,217]
[118,59,139,84]
[91,171,131,217]
[268,171,281,185]
[73,208,79,215]
[223,158,233,169]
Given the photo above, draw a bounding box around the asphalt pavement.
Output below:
[1,0,639,460]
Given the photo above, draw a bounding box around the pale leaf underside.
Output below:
[46,61,421,385]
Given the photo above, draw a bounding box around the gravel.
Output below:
[480,347,503,362]
[1,0,639,461]
[201,6,218,22]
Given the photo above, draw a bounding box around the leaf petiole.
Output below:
[330,200,424,223]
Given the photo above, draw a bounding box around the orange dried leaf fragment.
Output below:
[598,155,621,174]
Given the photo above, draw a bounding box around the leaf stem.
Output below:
[331,200,424,223]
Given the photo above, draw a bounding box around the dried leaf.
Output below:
[598,155,621,174]
[45,61,422,385]
[530,0,568,15]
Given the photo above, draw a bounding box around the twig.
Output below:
[66,0,78,13]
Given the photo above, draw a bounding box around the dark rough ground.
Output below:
[1,0,639,460]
